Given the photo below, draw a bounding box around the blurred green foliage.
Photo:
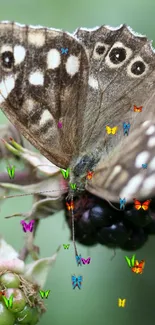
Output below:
[0,0,155,324]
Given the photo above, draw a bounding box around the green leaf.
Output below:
[125,256,131,267]
[24,246,61,287]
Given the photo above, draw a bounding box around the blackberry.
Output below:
[64,191,154,251]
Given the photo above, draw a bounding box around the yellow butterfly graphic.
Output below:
[106,126,118,135]
[118,298,126,307]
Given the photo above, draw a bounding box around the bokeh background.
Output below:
[0,0,155,324]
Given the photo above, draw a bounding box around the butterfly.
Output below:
[119,198,126,210]
[118,298,126,307]
[125,254,136,268]
[6,165,15,179]
[133,105,143,112]
[20,219,35,232]
[142,163,147,169]
[81,257,91,264]
[2,294,14,308]
[61,48,68,54]
[63,244,70,249]
[57,121,62,128]
[71,275,83,289]
[122,122,130,136]
[131,260,145,274]
[66,201,74,211]
[1,22,155,256]
[133,198,151,211]
[76,254,82,266]
[106,126,118,135]
[39,290,50,299]
[86,171,94,180]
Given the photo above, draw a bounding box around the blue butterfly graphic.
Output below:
[142,163,147,169]
[123,122,130,136]
[76,254,82,266]
[119,198,126,210]
[61,48,68,54]
[71,275,83,289]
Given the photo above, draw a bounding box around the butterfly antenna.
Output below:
[70,194,78,257]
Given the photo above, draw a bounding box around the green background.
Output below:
[0,0,155,324]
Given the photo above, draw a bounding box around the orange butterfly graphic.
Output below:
[133,198,151,211]
[86,171,94,180]
[133,105,143,112]
[66,201,74,211]
[132,260,145,274]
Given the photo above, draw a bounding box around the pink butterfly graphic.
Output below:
[81,257,91,265]
[20,220,35,232]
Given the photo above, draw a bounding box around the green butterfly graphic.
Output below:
[39,290,50,299]
[7,165,15,179]
[60,168,70,179]
[63,244,70,249]
[2,294,14,308]
[125,254,136,268]
[70,183,77,190]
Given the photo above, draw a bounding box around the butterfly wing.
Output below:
[77,276,83,289]
[111,126,118,135]
[45,290,50,298]
[76,255,82,266]
[141,200,151,210]
[106,126,112,134]
[71,275,77,289]
[28,220,35,232]
[20,220,27,232]
[133,199,142,210]
[39,290,45,299]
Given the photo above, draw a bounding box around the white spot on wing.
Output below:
[39,109,53,126]
[88,76,98,89]
[142,175,155,196]
[148,136,155,148]
[0,45,12,53]
[146,125,155,135]
[66,55,79,76]
[148,157,155,171]
[135,151,150,168]
[47,49,61,69]
[142,120,151,128]
[0,75,15,103]
[14,45,26,65]
[28,31,45,47]
[29,70,44,85]
[120,174,143,199]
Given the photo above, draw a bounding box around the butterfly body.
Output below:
[20,220,35,232]
[71,275,83,289]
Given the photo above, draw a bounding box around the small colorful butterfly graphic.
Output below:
[86,171,94,180]
[20,220,35,232]
[2,294,14,308]
[66,201,74,211]
[106,126,118,135]
[60,168,70,179]
[118,298,126,307]
[133,105,143,112]
[123,122,130,136]
[76,254,82,266]
[71,275,83,289]
[7,165,15,179]
[63,244,70,249]
[142,163,147,169]
[132,260,145,274]
[39,290,50,299]
[125,254,136,268]
[57,121,62,128]
[133,198,151,211]
[119,198,126,210]
[81,257,91,265]
[61,47,68,54]
[70,183,77,190]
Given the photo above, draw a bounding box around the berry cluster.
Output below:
[64,192,155,250]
